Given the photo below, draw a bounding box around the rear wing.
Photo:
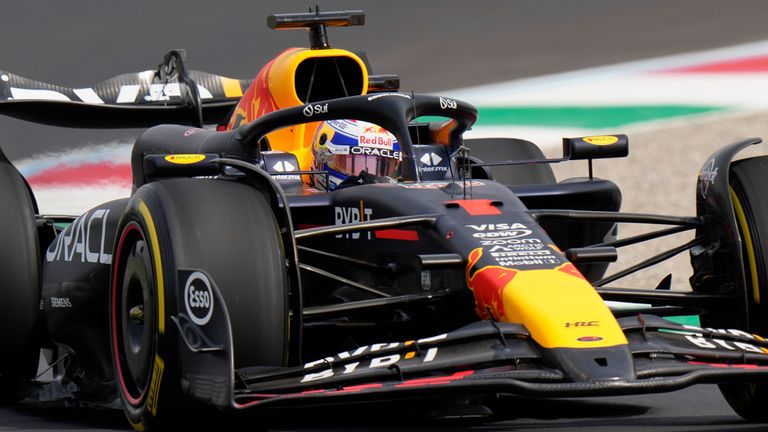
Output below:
[0,50,251,128]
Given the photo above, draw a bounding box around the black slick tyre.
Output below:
[0,151,40,404]
[110,178,288,430]
[717,156,768,421]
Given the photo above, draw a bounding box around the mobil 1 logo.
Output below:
[180,270,215,326]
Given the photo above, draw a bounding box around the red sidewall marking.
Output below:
[111,221,147,406]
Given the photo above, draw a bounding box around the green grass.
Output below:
[473,105,723,129]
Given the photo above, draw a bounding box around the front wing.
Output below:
[180,313,768,410]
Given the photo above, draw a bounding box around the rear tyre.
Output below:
[110,178,288,430]
[716,156,768,421]
[0,153,40,404]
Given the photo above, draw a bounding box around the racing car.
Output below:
[3,8,768,430]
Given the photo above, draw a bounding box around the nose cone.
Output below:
[466,247,628,350]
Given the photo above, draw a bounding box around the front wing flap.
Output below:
[224,316,768,410]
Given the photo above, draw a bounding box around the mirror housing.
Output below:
[563,135,628,161]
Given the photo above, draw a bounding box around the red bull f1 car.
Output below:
[3,9,768,430]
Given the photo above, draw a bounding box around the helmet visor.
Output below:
[329,152,400,178]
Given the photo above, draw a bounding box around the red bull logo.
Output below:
[226,53,284,130]
[359,121,395,148]
[466,248,517,320]
[466,247,627,348]
[361,125,388,135]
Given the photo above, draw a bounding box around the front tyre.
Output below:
[717,156,768,421]
[111,178,289,430]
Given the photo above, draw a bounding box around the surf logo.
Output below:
[439,97,457,109]
[303,103,328,117]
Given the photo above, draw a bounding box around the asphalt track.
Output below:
[5,1,768,431]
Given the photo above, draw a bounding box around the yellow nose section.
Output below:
[467,248,627,349]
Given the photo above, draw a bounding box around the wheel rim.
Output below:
[112,222,156,405]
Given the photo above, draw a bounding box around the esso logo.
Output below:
[184,271,214,326]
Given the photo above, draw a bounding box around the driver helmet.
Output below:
[312,119,401,190]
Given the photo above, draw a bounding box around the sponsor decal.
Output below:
[300,334,446,383]
[698,157,718,198]
[165,154,206,165]
[467,222,570,268]
[467,223,527,231]
[566,321,599,328]
[183,128,203,137]
[334,201,373,240]
[46,208,112,264]
[688,361,768,369]
[50,297,72,308]
[359,123,395,149]
[143,83,168,102]
[274,175,302,181]
[350,145,401,160]
[439,97,457,109]
[367,93,412,101]
[472,230,532,239]
[480,238,543,247]
[418,152,448,173]
[146,355,165,416]
[681,325,768,354]
[583,135,619,146]
[328,119,351,129]
[420,152,442,165]
[272,161,296,172]
[421,270,431,290]
[466,247,516,320]
[271,159,302,181]
[224,57,279,129]
[577,336,604,342]
[184,271,214,326]
[684,335,764,353]
[398,180,485,189]
[467,223,532,240]
[303,103,328,117]
[488,245,560,267]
